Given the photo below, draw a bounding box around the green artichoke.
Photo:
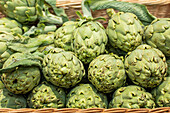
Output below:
[125,44,167,88]
[0,52,42,94]
[0,17,23,35]
[43,48,85,88]
[0,0,62,25]
[106,9,143,52]
[88,54,126,93]
[55,21,77,51]
[72,18,108,64]
[151,76,170,107]
[0,88,27,109]
[0,0,39,24]
[66,84,108,109]
[109,85,155,109]
[144,18,170,57]
[27,82,66,109]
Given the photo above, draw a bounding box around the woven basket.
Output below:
[0,0,170,112]
[57,0,170,27]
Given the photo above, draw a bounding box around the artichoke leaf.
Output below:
[7,33,55,53]
[82,0,156,25]
[44,0,69,22]
[0,52,44,73]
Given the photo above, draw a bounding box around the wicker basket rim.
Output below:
[0,107,169,112]
[56,0,170,7]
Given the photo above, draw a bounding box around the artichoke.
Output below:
[109,85,155,109]
[66,84,108,109]
[43,48,85,88]
[55,21,77,51]
[125,44,167,88]
[0,52,42,94]
[0,88,27,109]
[88,54,126,93]
[0,0,39,24]
[144,18,170,57]
[0,17,23,35]
[72,18,108,64]
[151,76,170,107]
[27,82,66,109]
[0,0,63,25]
[106,9,143,52]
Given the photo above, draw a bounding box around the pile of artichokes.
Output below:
[0,0,169,110]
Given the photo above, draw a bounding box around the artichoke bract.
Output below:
[88,54,126,93]
[43,48,85,88]
[55,21,77,51]
[0,88,27,109]
[0,17,23,35]
[0,80,4,89]
[109,85,155,109]
[27,82,66,109]
[144,18,170,57]
[0,52,42,94]
[72,18,108,64]
[66,84,108,109]
[106,9,143,52]
[125,44,167,88]
[151,76,170,107]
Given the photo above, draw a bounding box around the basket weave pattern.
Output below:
[56,0,170,27]
[0,0,170,112]
[0,107,169,112]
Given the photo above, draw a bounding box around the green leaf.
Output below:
[45,0,69,22]
[8,33,55,53]
[81,0,92,18]
[36,4,63,25]
[23,23,57,37]
[0,52,44,73]
[84,0,156,25]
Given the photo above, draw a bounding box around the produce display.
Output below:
[0,0,169,110]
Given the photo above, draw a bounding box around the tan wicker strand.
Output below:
[0,107,169,112]
[56,0,170,6]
